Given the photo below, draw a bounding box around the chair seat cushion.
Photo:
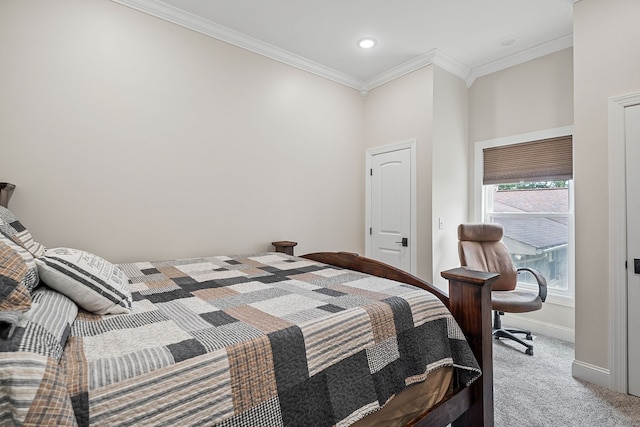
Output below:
[492,288,542,313]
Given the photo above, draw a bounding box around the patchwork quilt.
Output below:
[1,253,480,426]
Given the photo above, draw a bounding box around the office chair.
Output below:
[457,223,547,355]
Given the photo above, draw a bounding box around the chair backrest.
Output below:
[458,223,517,292]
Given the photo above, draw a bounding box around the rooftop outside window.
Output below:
[484,180,573,295]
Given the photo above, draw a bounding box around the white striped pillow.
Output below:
[35,248,132,315]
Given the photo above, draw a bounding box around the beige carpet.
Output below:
[493,333,640,426]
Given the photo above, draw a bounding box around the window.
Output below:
[484,180,573,294]
[475,128,575,304]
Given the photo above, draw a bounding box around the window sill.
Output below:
[543,292,575,308]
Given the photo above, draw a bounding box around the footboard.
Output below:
[301,252,497,427]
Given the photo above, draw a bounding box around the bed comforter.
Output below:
[1,252,480,426]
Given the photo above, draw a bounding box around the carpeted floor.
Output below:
[494,333,640,426]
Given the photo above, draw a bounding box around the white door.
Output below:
[626,103,640,397]
[369,148,412,271]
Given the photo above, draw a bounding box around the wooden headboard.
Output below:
[0,182,16,208]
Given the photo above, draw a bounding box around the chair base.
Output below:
[493,311,534,355]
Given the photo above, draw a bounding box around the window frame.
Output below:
[473,126,575,307]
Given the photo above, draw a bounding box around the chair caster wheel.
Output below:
[525,348,534,356]
[526,334,533,340]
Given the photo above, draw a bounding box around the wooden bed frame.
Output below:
[0,182,16,208]
[302,252,498,427]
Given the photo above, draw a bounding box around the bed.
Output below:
[0,185,496,426]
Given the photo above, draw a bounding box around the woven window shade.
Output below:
[483,135,573,185]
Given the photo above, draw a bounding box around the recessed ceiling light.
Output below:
[358,38,377,49]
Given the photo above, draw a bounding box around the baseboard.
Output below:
[572,359,611,389]
[502,314,575,343]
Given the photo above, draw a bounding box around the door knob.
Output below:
[396,237,408,247]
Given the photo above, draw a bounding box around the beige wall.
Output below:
[363,67,434,281]
[469,48,575,340]
[432,67,469,289]
[0,0,365,263]
[573,0,640,381]
[470,48,574,143]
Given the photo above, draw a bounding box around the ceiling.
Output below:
[112,0,575,91]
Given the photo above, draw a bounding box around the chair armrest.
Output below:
[517,267,548,302]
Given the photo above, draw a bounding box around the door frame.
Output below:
[365,139,417,275]
[609,92,640,393]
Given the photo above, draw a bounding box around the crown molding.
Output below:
[362,49,471,92]
[112,0,573,93]
[111,0,364,90]
[465,33,574,87]
[363,33,573,91]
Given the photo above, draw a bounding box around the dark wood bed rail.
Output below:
[0,182,16,208]
[440,268,496,427]
[301,252,497,427]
